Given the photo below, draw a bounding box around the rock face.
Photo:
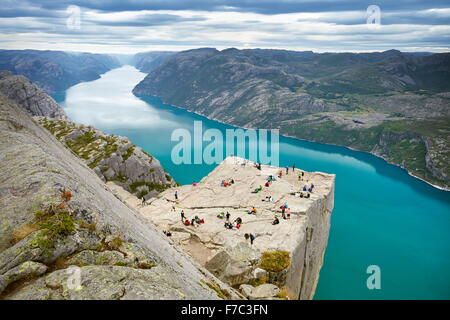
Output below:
[0,70,67,119]
[36,117,176,200]
[110,156,335,300]
[0,94,239,300]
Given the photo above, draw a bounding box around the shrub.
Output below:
[259,251,291,272]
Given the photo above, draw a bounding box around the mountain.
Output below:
[0,50,121,94]
[131,51,175,73]
[133,48,450,189]
[0,70,67,119]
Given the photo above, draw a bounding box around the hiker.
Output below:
[253,185,262,193]
[180,210,185,222]
[272,216,280,225]
[194,216,202,224]
[226,212,230,221]
[281,205,286,219]
[141,197,146,205]
[175,191,178,200]
[245,233,256,245]
[292,163,296,171]
[163,230,172,237]
[285,166,289,174]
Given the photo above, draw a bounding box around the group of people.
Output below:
[180,210,205,227]
[220,178,235,187]
[303,183,315,193]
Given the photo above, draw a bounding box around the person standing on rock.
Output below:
[292,163,296,171]
[226,212,230,221]
[175,191,178,201]
[180,210,185,222]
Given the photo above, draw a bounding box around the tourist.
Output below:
[265,181,270,187]
[194,216,202,224]
[287,209,291,219]
[226,212,230,221]
[175,191,178,200]
[244,233,256,245]
[163,230,172,237]
[303,185,307,191]
[191,218,196,227]
[217,212,225,219]
[272,215,280,225]
[234,217,242,225]
[180,210,185,222]
[251,207,257,214]
[292,163,296,171]
[285,166,289,174]
[141,197,146,205]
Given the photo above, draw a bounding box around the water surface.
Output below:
[55,65,450,299]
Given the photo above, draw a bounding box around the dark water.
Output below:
[54,66,450,300]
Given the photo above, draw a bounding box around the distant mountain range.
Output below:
[133,48,450,189]
[0,50,121,93]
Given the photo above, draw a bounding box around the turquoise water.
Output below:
[54,66,450,300]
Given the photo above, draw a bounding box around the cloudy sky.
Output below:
[1,0,449,53]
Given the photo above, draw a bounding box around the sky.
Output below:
[0,0,449,54]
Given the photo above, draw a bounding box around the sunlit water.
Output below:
[54,65,450,299]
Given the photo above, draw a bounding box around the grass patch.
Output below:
[204,281,232,300]
[11,223,40,244]
[259,251,291,272]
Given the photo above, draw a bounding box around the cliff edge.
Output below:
[110,156,335,300]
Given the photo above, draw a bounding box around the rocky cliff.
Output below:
[0,94,239,300]
[36,117,176,200]
[110,156,335,300]
[0,70,67,120]
[133,48,450,190]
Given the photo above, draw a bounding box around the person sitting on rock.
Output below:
[221,180,225,186]
[305,193,310,198]
[286,209,291,219]
[163,230,172,237]
[252,185,263,193]
[229,178,235,184]
[265,181,270,187]
[234,217,242,225]
[300,192,304,198]
[217,212,225,219]
[272,215,280,225]
[303,185,307,191]
[250,207,257,214]
[224,222,233,229]
[194,216,202,224]
[308,188,313,193]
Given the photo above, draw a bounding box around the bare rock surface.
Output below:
[0,70,67,119]
[0,94,238,300]
[109,156,335,299]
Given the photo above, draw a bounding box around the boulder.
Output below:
[248,284,280,300]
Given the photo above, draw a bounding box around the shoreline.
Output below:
[136,93,449,192]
